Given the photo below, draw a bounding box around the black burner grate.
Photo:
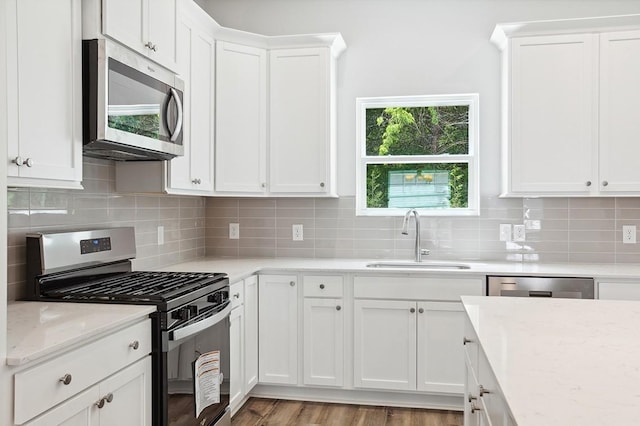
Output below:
[43,271,227,306]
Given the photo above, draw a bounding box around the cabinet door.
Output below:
[98,357,152,426]
[244,275,259,392]
[147,0,178,71]
[258,275,298,384]
[509,34,597,194]
[269,48,331,194]
[7,0,82,187]
[353,299,416,391]
[417,302,465,394]
[599,30,640,193]
[215,42,267,193]
[168,8,214,193]
[103,0,145,54]
[598,281,640,300]
[229,305,245,412]
[24,386,100,426]
[464,360,480,426]
[303,298,344,387]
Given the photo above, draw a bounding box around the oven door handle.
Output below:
[169,303,231,342]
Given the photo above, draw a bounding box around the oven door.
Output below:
[166,303,231,426]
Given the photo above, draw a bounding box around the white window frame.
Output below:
[355,93,480,216]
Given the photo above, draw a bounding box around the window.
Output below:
[356,94,479,216]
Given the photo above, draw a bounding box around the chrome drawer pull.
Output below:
[479,385,490,396]
[471,402,481,413]
[233,293,240,299]
[59,374,72,385]
[129,340,140,350]
[463,337,472,345]
[410,307,415,313]
[336,305,341,311]
[319,284,325,289]
[290,281,295,287]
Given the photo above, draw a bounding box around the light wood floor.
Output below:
[232,398,463,426]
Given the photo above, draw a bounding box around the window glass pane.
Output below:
[366,163,468,209]
[365,106,469,156]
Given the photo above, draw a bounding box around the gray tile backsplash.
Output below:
[204,195,640,265]
[7,157,640,301]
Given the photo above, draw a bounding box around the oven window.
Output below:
[167,316,230,425]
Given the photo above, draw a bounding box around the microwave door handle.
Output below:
[169,303,231,343]
[168,88,183,142]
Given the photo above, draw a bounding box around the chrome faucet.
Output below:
[401,209,430,262]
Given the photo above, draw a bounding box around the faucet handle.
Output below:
[420,249,430,256]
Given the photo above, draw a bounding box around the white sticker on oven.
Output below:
[194,350,220,418]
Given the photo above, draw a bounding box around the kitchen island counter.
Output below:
[461,296,640,425]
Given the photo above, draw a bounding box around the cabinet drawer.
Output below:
[14,319,151,424]
[230,281,245,309]
[303,275,343,298]
[354,276,483,301]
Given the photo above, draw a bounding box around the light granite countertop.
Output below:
[462,296,640,425]
[6,301,156,366]
[152,257,640,283]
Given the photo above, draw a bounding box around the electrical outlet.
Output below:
[623,225,636,244]
[513,224,526,242]
[229,223,239,240]
[157,226,164,245]
[499,224,512,242]
[292,224,303,241]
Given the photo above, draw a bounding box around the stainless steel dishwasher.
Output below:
[487,276,595,299]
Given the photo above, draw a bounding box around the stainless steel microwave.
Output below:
[82,39,184,161]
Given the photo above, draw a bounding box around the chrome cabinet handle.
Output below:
[13,156,33,167]
[105,393,113,403]
[468,394,477,403]
[192,178,202,184]
[410,307,416,313]
[145,42,157,51]
[586,181,592,187]
[59,374,72,385]
[261,183,266,188]
[336,305,341,311]
[320,182,325,188]
[96,398,106,409]
[470,401,481,413]
[129,340,139,350]
[479,385,490,396]
[418,308,424,314]
[290,281,295,287]
[602,180,609,187]
[463,337,472,345]
[319,284,325,289]
[233,293,240,299]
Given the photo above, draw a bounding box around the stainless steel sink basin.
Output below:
[366,261,471,270]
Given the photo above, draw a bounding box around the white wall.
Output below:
[198,0,640,197]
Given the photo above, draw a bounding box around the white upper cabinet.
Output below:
[493,15,640,197]
[215,41,268,194]
[269,48,334,195]
[6,0,83,189]
[599,30,640,193]
[168,1,215,193]
[102,0,179,72]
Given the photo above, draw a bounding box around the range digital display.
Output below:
[80,237,112,254]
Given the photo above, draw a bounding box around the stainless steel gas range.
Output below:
[25,227,231,426]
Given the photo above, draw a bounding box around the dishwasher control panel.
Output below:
[487,276,595,299]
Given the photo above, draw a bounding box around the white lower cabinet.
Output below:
[15,319,152,426]
[302,275,345,387]
[598,281,640,300]
[228,275,258,415]
[258,275,298,384]
[353,276,482,394]
[464,317,515,426]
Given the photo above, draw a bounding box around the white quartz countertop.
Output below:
[461,296,640,425]
[6,302,156,366]
[153,257,640,283]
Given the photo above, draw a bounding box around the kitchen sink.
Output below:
[366,261,471,270]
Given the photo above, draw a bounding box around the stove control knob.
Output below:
[207,292,228,305]
[172,305,198,321]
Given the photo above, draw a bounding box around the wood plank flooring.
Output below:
[232,398,463,426]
